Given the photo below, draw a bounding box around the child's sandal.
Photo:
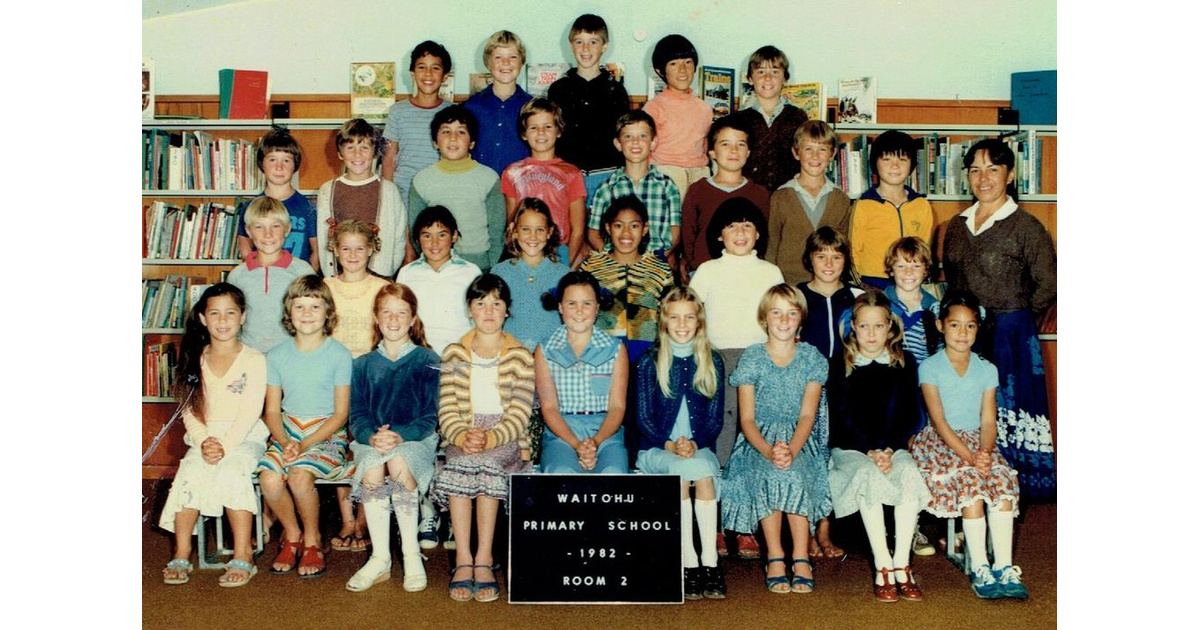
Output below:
[297,545,326,579]
[873,567,899,602]
[895,565,923,601]
[448,564,474,602]
[162,558,193,585]
[791,558,815,594]
[763,557,790,594]
[218,559,258,588]
[473,564,501,602]
[270,540,302,574]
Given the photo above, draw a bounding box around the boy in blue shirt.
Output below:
[235,129,318,270]
[464,30,532,176]
[547,13,630,207]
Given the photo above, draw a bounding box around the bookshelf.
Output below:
[141,117,349,478]
[825,122,1057,263]
[141,98,1058,478]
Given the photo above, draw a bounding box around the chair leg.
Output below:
[945,517,969,574]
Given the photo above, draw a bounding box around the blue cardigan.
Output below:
[635,349,725,452]
[348,345,441,444]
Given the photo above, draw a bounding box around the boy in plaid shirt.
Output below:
[586,111,682,268]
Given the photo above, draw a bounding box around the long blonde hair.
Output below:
[841,290,906,376]
[655,286,717,398]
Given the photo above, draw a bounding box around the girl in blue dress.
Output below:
[635,286,725,600]
[721,283,832,594]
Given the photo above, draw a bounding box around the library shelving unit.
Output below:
[825,122,1057,259]
[141,117,348,478]
[141,97,1058,476]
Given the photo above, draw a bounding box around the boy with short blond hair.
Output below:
[547,13,630,206]
[729,45,809,192]
[464,30,533,176]
[228,197,316,353]
[316,118,407,279]
[236,128,319,270]
[382,40,453,203]
[764,120,852,285]
[642,34,712,200]
[679,116,771,279]
[585,111,681,266]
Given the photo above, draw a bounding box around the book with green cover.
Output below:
[350,62,396,121]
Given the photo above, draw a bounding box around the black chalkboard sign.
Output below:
[508,474,682,604]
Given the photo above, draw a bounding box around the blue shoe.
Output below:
[971,563,1003,599]
[473,564,500,602]
[763,558,790,594]
[448,564,473,602]
[993,565,1029,599]
[791,558,815,593]
[418,511,439,550]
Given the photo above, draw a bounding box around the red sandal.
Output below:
[271,540,302,574]
[298,545,326,578]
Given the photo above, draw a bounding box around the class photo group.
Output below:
[153,12,1057,606]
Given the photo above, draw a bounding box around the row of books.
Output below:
[827,130,1047,199]
[144,341,177,397]
[143,275,210,329]
[142,128,265,191]
[144,200,241,260]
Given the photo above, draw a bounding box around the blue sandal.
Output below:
[162,558,193,585]
[764,557,790,594]
[473,563,500,602]
[791,558,815,593]
[448,564,474,602]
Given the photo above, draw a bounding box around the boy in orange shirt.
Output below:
[642,34,712,201]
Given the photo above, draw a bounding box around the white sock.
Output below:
[892,501,919,579]
[860,503,893,583]
[362,494,392,563]
[962,516,988,571]
[694,499,719,567]
[392,485,420,556]
[989,509,1015,568]
[680,498,698,568]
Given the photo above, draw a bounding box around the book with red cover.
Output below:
[218,69,269,119]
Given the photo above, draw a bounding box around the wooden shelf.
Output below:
[142,259,240,266]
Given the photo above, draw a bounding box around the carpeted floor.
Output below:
[141,480,1056,629]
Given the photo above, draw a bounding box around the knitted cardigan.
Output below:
[437,330,535,458]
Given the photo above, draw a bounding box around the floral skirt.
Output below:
[909,425,1019,517]
[431,414,529,507]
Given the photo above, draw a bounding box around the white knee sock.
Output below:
[962,516,988,571]
[892,501,919,577]
[989,509,1015,568]
[392,485,421,556]
[860,503,893,583]
[694,499,718,567]
[362,495,392,563]
[680,498,698,568]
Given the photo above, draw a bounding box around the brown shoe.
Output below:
[895,566,924,601]
[716,531,729,558]
[736,534,761,560]
[874,568,899,603]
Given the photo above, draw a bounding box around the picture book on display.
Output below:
[782,82,825,122]
[142,58,154,120]
[604,62,626,84]
[1010,70,1056,125]
[350,62,396,121]
[469,73,493,95]
[527,62,571,97]
[836,77,877,124]
[439,73,455,101]
[218,69,270,119]
[700,66,735,118]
